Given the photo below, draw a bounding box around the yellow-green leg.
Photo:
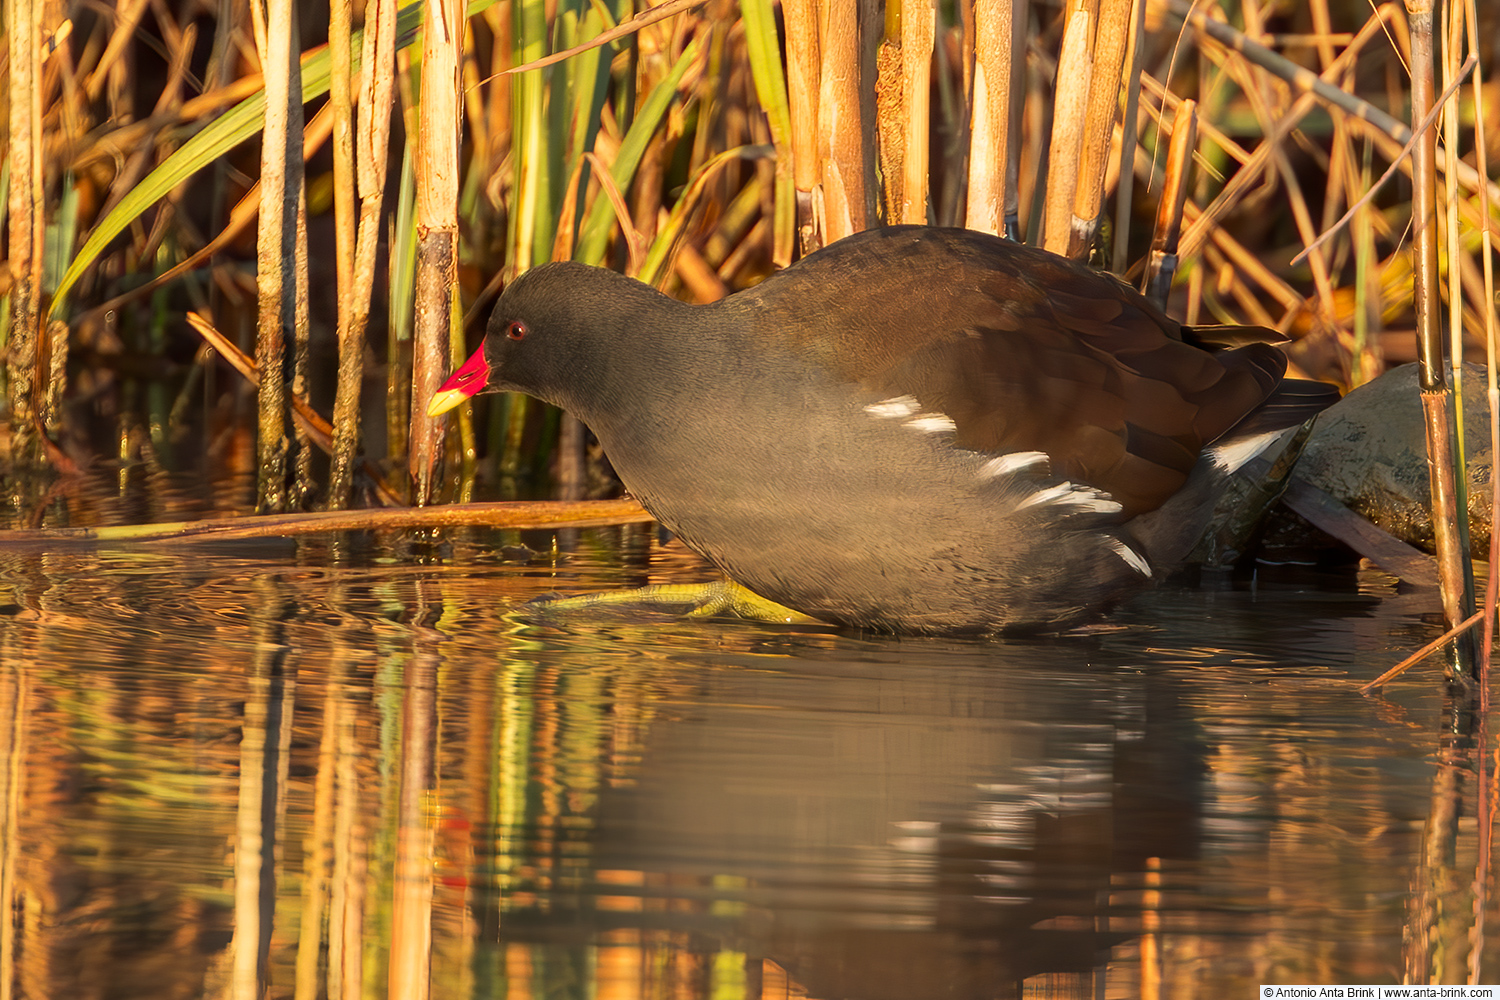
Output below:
[528,580,821,625]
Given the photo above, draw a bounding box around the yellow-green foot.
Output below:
[527,580,821,625]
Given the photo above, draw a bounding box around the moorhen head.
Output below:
[429,225,1338,634]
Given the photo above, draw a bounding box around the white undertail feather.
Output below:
[1208,427,1293,474]
[1109,539,1153,578]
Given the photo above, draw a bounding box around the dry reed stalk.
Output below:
[1176,2,1405,260]
[899,0,935,224]
[409,0,466,505]
[1109,0,1145,268]
[294,669,340,1000]
[1040,0,1091,254]
[1463,0,1500,675]
[390,653,435,1000]
[817,0,866,239]
[964,0,1013,234]
[783,0,822,250]
[1271,143,1341,336]
[1463,0,1499,952]
[291,125,314,509]
[230,639,280,1000]
[16,499,654,545]
[998,0,1026,240]
[510,0,548,275]
[186,311,402,505]
[43,320,67,434]
[330,0,357,305]
[1200,244,1277,328]
[6,0,45,468]
[1440,3,1474,609]
[0,661,23,1000]
[1140,99,1194,308]
[1212,31,1347,347]
[84,0,149,103]
[1067,0,1131,258]
[329,0,386,509]
[743,0,797,264]
[252,0,298,512]
[1407,0,1476,684]
[71,99,338,337]
[328,681,366,1000]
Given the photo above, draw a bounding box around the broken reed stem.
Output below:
[1361,608,1486,693]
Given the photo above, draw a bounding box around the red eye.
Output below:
[506,320,528,341]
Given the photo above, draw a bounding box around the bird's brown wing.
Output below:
[765,226,1288,517]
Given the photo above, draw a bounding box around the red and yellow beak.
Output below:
[427,344,492,417]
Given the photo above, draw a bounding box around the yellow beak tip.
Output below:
[426,388,469,418]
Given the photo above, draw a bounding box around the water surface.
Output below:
[0,486,1489,998]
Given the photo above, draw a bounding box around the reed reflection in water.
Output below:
[0,531,1484,998]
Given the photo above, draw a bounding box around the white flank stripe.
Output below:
[905,414,957,434]
[978,451,1049,478]
[864,395,921,419]
[1017,481,1121,514]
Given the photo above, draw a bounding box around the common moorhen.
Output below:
[429,226,1338,634]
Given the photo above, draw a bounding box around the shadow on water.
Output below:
[0,491,1489,997]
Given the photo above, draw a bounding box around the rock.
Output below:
[1284,362,1493,558]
